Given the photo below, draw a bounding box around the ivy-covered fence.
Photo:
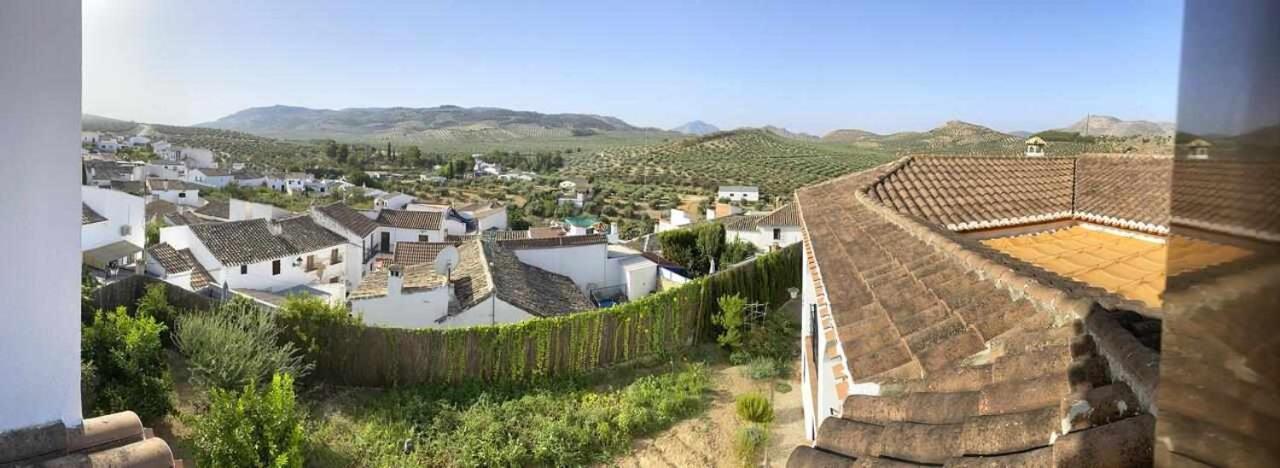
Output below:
[300,244,801,387]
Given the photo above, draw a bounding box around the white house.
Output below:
[192,198,291,223]
[456,201,507,232]
[232,171,268,187]
[499,233,609,295]
[81,185,145,274]
[656,208,695,233]
[311,202,382,277]
[266,172,312,194]
[557,178,592,207]
[718,185,759,202]
[351,239,593,329]
[83,160,144,186]
[144,161,188,179]
[723,203,802,252]
[127,135,150,147]
[178,147,217,168]
[373,191,415,210]
[373,209,447,253]
[145,178,201,206]
[95,137,121,153]
[155,215,358,295]
[151,140,173,157]
[187,167,235,187]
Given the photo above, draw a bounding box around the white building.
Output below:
[154,215,358,295]
[187,167,235,187]
[81,185,145,274]
[178,147,217,168]
[373,191,415,210]
[500,233,609,295]
[127,135,151,147]
[456,201,507,232]
[311,202,383,278]
[145,178,201,206]
[351,239,593,329]
[1025,136,1047,157]
[718,185,760,202]
[373,209,447,252]
[656,208,694,233]
[144,161,188,179]
[233,171,268,187]
[724,203,802,252]
[95,137,121,153]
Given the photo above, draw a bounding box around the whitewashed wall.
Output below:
[622,259,658,301]
[511,243,607,294]
[0,0,84,431]
[451,297,535,328]
[153,189,200,206]
[475,210,508,231]
[352,286,451,328]
[377,226,444,250]
[81,185,145,250]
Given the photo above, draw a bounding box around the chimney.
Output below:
[268,221,283,236]
[387,264,404,296]
[608,223,620,243]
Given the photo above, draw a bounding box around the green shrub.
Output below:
[720,239,757,266]
[81,307,173,422]
[742,310,799,360]
[276,294,361,362]
[175,298,311,391]
[734,423,770,467]
[735,392,774,424]
[774,382,793,393]
[743,357,788,380]
[714,294,748,352]
[191,373,306,468]
[136,283,178,342]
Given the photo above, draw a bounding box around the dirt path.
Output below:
[606,362,804,468]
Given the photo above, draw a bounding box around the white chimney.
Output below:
[387,265,403,296]
[268,221,283,236]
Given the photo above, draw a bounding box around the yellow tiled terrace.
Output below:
[982,224,1251,307]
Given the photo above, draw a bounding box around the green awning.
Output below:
[83,240,143,270]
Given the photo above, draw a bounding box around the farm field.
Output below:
[562,129,895,199]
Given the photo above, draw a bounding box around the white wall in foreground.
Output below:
[0,0,83,431]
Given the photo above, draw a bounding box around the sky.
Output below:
[83,0,1185,135]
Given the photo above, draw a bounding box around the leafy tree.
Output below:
[696,223,726,273]
[144,219,162,246]
[190,373,306,468]
[81,307,173,422]
[276,294,361,364]
[337,144,350,164]
[712,294,747,353]
[135,283,178,342]
[405,145,423,166]
[720,240,757,267]
[324,140,338,160]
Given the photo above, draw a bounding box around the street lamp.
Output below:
[787,287,799,300]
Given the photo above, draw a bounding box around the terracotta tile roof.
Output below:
[109,180,145,196]
[1074,155,1172,233]
[376,208,443,230]
[484,241,594,317]
[350,263,449,300]
[788,160,1160,467]
[145,199,177,220]
[146,243,192,273]
[867,156,1076,231]
[757,203,800,226]
[316,202,378,237]
[275,215,346,253]
[189,215,343,267]
[449,240,494,311]
[145,178,199,191]
[719,214,764,231]
[163,211,211,226]
[498,233,607,250]
[1171,158,1280,241]
[82,203,107,225]
[188,256,215,290]
[194,199,229,220]
[393,241,452,266]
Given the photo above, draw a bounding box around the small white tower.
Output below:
[1024,136,1047,157]
[1187,138,1212,160]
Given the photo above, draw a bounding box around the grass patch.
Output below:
[307,361,713,467]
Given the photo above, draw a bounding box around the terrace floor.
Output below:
[982,224,1251,307]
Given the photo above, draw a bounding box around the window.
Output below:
[330,248,341,264]
[272,259,281,275]
[305,255,315,271]
[773,228,782,240]
[178,192,186,198]
[240,264,247,275]
[418,234,430,242]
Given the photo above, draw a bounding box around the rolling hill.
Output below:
[1059,115,1175,137]
[82,114,141,133]
[821,120,1020,155]
[198,105,676,147]
[563,129,892,197]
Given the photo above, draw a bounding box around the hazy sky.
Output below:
[84,0,1184,135]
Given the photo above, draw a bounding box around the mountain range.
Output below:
[1056,115,1175,137]
[198,105,660,142]
[670,120,719,135]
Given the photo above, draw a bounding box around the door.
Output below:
[380,231,391,253]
